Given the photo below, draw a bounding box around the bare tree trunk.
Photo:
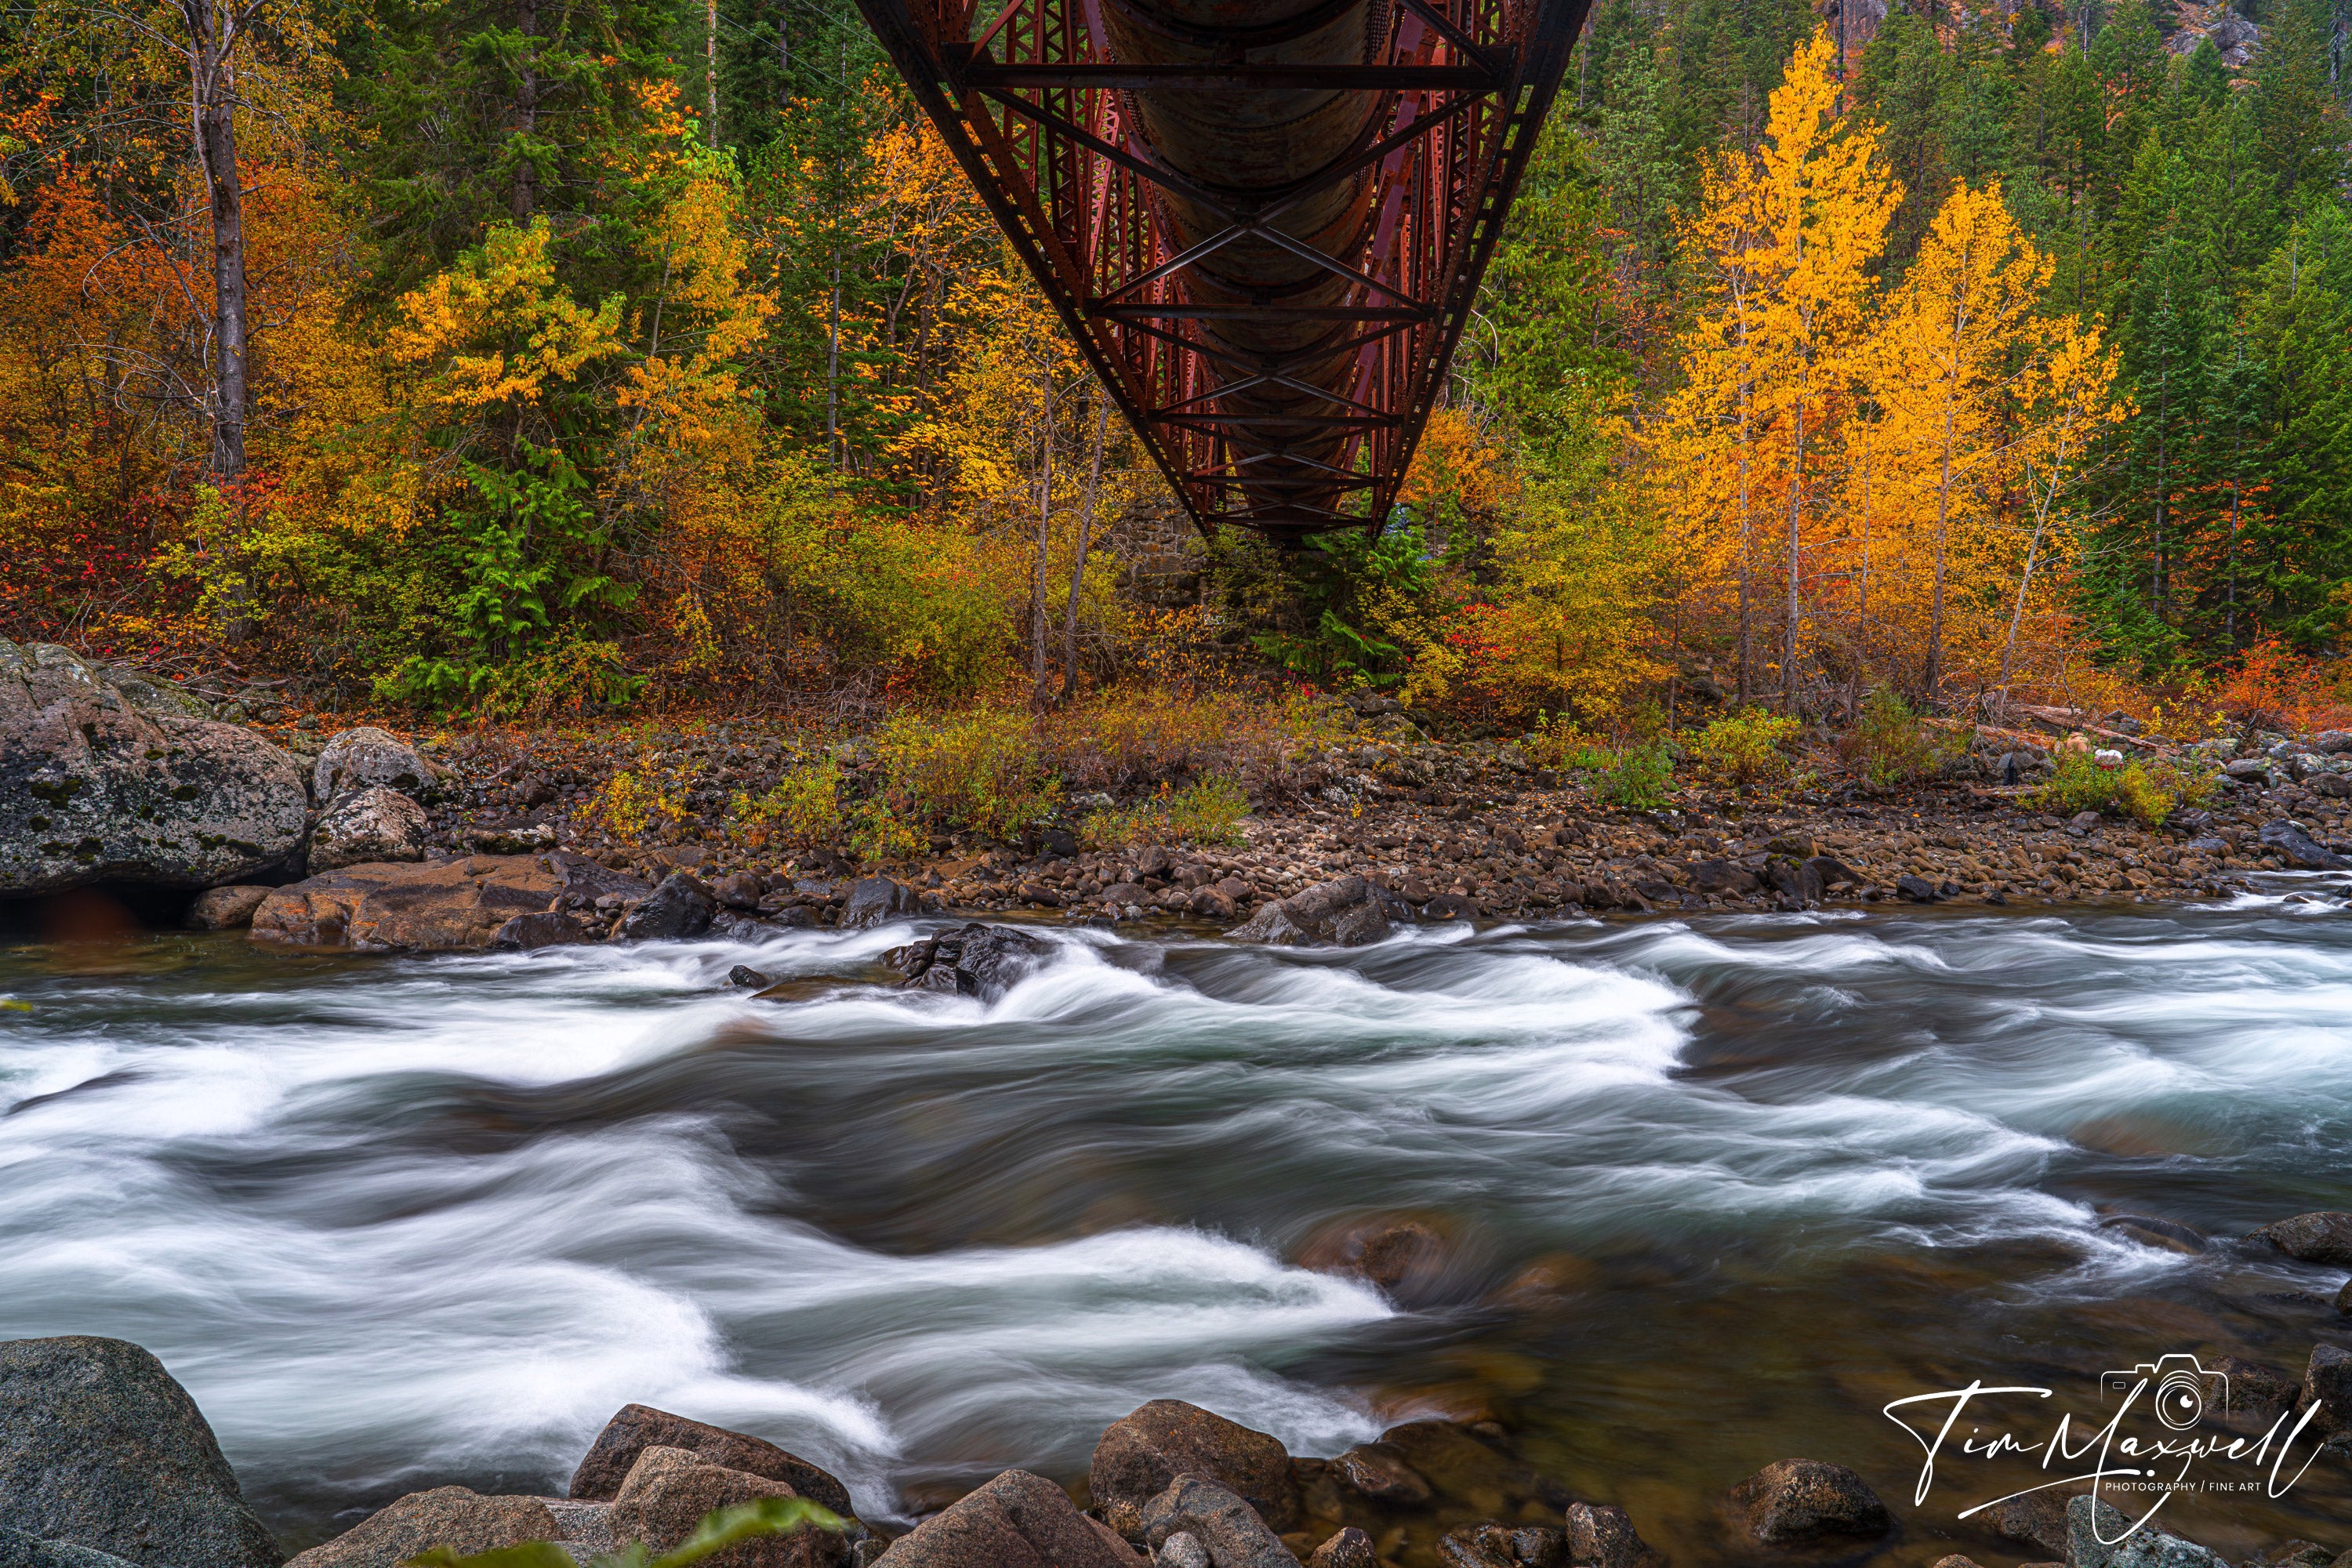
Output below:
[1062,391,1109,702]
[513,0,539,222]
[183,0,246,481]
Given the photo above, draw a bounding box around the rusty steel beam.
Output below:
[853,0,1591,543]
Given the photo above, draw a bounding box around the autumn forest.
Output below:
[7,0,2352,734]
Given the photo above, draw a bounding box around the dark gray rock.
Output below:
[1138,1475,1295,1568]
[282,1488,554,1568]
[1228,876,1400,947]
[1987,1490,2074,1558]
[0,1336,280,1568]
[839,877,922,929]
[1726,1459,1889,1544]
[619,873,717,941]
[2248,1211,2352,1267]
[490,909,599,950]
[2258,821,2351,869]
[0,1530,139,1568]
[1091,1401,1300,1540]
[2303,1345,2352,1440]
[885,924,1052,1000]
[1896,873,1944,902]
[569,1404,854,1517]
[2063,1494,2224,1568]
[0,639,308,896]
[869,1469,1138,1568]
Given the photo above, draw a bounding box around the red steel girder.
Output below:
[854,0,1591,542]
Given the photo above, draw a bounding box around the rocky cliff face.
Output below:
[0,640,309,897]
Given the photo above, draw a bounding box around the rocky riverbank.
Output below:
[11,633,2352,946]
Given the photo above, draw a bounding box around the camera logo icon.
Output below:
[2101,1352,2227,1431]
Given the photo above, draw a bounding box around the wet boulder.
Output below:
[1090,1400,1300,1537]
[0,1531,139,1568]
[283,1489,554,1568]
[0,1335,281,1568]
[604,1446,848,1568]
[307,788,430,874]
[1330,1444,1432,1505]
[1726,1459,1890,1544]
[870,1469,1138,1568]
[569,1403,854,1517]
[884,924,1052,1000]
[618,873,716,942]
[1227,876,1398,947]
[840,876,922,929]
[0,638,307,898]
[1305,1527,1378,1568]
[252,852,644,953]
[1437,1523,1568,1567]
[2303,1345,2352,1440]
[2247,1211,2352,1267]
[1138,1475,1295,1568]
[1564,1504,1660,1568]
[312,728,437,801]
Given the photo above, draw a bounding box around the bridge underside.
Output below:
[855,0,1590,541]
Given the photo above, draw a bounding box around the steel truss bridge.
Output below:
[853,0,1592,540]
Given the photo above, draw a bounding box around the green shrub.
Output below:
[873,709,1059,836]
[2031,753,2212,827]
[1839,688,1962,786]
[731,758,844,848]
[1592,738,1675,809]
[1686,708,1802,794]
[409,1494,843,1568]
[1080,778,1250,848]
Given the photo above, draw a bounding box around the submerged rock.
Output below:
[569,1404,854,1517]
[1091,1400,1299,1537]
[0,1335,281,1568]
[252,852,644,953]
[284,1490,554,1568]
[870,1469,1137,1568]
[0,638,307,898]
[1726,1459,1890,1544]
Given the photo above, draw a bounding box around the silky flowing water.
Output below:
[5,895,2351,1563]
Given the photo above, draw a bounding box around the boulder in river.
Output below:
[1437,1522,1570,1567]
[1226,876,1398,947]
[252,852,645,953]
[0,1531,139,1568]
[840,876,923,929]
[617,873,716,942]
[2303,1345,2352,1440]
[1564,1504,1660,1568]
[283,1489,555,1568]
[2246,1210,2352,1267]
[306,788,429,874]
[1137,1476,1294,1568]
[605,1446,848,1568]
[570,1403,855,1517]
[1304,1527,1378,1568]
[0,638,307,898]
[1726,1459,1890,1544]
[1091,1400,1300,1537]
[0,1335,281,1568]
[870,1468,1137,1568]
[2064,1494,2226,1568]
[884,924,1052,1000]
[311,728,438,801]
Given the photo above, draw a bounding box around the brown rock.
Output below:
[252,853,644,953]
[1929,1557,1984,1568]
[569,1404,853,1516]
[1305,1526,1379,1568]
[1089,1400,1299,1536]
[187,886,271,930]
[1331,1444,1432,1505]
[2248,1211,2352,1267]
[1376,1421,1567,1516]
[870,1469,1137,1568]
[1985,1489,2073,1557]
[1138,1476,1295,1568]
[2303,1344,2352,1439]
[1564,1503,1658,1568]
[605,1447,846,1568]
[284,1487,554,1568]
[1726,1460,1890,1544]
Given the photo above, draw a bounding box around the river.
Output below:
[4,894,2350,1563]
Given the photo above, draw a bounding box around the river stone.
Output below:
[186,886,271,931]
[1305,1527,1379,1568]
[0,1336,280,1568]
[284,1488,554,1568]
[1564,1504,1658,1568]
[618,873,716,941]
[0,637,307,897]
[306,788,430,874]
[605,1446,847,1568]
[1226,875,1396,948]
[0,1531,140,1568]
[840,876,922,928]
[252,852,645,953]
[2063,1494,2225,1568]
[1138,1475,1295,1568]
[885,924,1052,1000]
[1988,1490,2076,1558]
[2257,820,2352,869]
[2247,1210,2352,1266]
[2303,1345,2352,1439]
[569,1404,854,1516]
[1331,1443,1432,1505]
[1375,1421,1568,1516]
[312,728,437,801]
[1727,1459,1890,1544]
[1091,1401,1300,1537]
[869,1469,1138,1568]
